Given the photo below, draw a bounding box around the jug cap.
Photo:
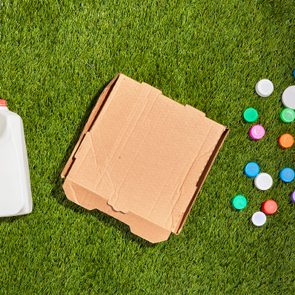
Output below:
[0,99,7,107]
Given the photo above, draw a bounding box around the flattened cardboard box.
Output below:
[61,74,228,243]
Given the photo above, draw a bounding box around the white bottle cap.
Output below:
[255,79,274,97]
[251,211,267,227]
[282,86,295,109]
[254,172,273,191]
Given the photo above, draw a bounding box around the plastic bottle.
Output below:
[0,99,32,217]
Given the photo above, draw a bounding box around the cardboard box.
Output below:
[61,74,228,243]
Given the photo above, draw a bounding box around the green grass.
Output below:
[1,0,295,293]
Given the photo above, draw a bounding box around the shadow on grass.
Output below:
[50,78,154,248]
[0,215,27,223]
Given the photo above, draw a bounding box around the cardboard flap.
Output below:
[63,179,171,243]
[172,127,229,233]
[61,74,120,178]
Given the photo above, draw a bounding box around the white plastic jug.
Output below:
[0,99,32,217]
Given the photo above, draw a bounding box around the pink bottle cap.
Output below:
[249,124,265,140]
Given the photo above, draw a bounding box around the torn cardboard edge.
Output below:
[61,73,229,243]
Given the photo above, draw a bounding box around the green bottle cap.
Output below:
[232,194,247,210]
[280,108,295,123]
[243,107,259,123]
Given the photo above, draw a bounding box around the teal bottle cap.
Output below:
[280,108,295,123]
[232,194,247,210]
[243,107,259,123]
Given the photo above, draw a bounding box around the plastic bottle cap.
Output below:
[254,173,273,191]
[0,99,7,107]
[251,211,267,226]
[261,200,278,215]
[280,108,295,123]
[290,191,295,203]
[244,162,260,178]
[282,86,295,109]
[278,133,294,149]
[293,69,295,78]
[243,107,259,123]
[249,124,265,140]
[255,79,274,97]
[231,194,247,210]
[279,168,295,183]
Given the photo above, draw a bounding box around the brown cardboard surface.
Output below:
[62,73,228,243]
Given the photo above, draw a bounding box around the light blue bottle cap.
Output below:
[279,168,295,183]
[244,162,260,178]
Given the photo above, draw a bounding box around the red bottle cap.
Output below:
[0,99,7,107]
[261,200,278,215]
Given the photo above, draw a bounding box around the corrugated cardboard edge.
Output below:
[61,74,120,179]
[174,128,229,234]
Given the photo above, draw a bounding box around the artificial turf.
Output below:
[0,0,295,293]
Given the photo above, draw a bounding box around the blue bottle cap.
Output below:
[279,168,295,183]
[244,162,260,178]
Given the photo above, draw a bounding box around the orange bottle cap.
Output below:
[278,133,294,149]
